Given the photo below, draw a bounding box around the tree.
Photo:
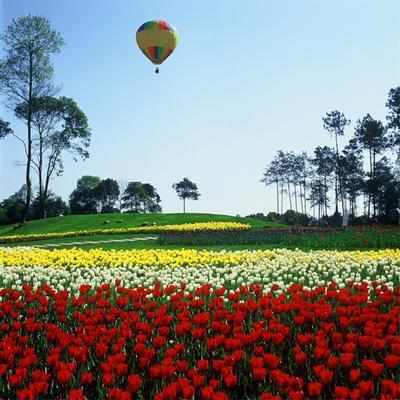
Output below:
[121,182,161,213]
[354,114,388,219]
[261,156,282,214]
[297,152,310,215]
[0,185,27,225]
[172,178,200,213]
[31,191,69,219]
[116,180,128,213]
[372,157,398,221]
[340,139,365,216]
[0,15,64,223]
[142,183,162,213]
[122,182,148,213]
[69,175,100,214]
[323,110,351,214]
[93,178,120,213]
[386,87,400,176]
[14,96,91,218]
[309,146,335,218]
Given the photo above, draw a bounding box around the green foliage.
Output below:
[93,178,120,213]
[0,189,26,225]
[122,182,161,213]
[69,176,101,214]
[0,118,12,139]
[0,15,64,103]
[172,178,200,213]
[30,192,70,219]
[0,15,64,223]
[250,211,310,226]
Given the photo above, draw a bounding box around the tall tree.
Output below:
[340,139,365,216]
[116,180,128,213]
[372,157,397,220]
[386,87,400,177]
[354,114,388,219]
[93,178,120,213]
[142,183,162,213]
[69,175,100,214]
[14,96,91,218]
[30,191,69,219]
[0,185,27,225]
[0,15,64,223]
[261,156,282,214]
[122,182,148,213]
[310,146,335,218]
[172,178,200,213]
[322,110,351,214]
[298,152,310,215]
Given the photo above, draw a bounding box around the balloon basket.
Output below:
[155,67,159,74]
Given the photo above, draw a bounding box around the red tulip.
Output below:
[334,386,349,399]
[127,374,142,394]
[308,382,323,398]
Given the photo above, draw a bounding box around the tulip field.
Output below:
[0,222,399,399]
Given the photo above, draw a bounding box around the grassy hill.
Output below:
[0,213,281,236]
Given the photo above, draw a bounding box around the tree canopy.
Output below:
[173,178,200,213]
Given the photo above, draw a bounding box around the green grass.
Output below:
[0,213,279,237]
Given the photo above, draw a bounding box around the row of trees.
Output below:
[262,87,400,223]
[0,176,201,225]
[69,176,162,214]
[69,176,201,214]
[0,16,91,221]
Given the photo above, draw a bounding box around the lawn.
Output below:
[0,212,276,236]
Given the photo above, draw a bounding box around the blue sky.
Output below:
[1,0,399,215]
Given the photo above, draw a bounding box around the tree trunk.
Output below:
[276,181,279,214]
[294,184,298,212]
[368,149,372,219]
[38,130,45,218]
[287,182,292,210]
[183,198,186,213]
[21,53,34,224]
[372,149,376,220]
[299,184,304,214]
[335,133,345,214]
[324,174,328,216]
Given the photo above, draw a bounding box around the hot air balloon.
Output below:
[136,20,178,73]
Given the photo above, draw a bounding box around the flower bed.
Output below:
[0,281,398,400]
[1,248,399,399]
[0,222,250,244]
[0,247,399,294]
[158,227,400,249]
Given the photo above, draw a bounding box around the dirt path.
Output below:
[33,236,158,248]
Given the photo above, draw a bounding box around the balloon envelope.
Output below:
[136,20,178,66]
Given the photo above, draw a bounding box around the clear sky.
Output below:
[1,0,399,216]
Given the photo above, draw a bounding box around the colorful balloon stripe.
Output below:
[136,20,178,68]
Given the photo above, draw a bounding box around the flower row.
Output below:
[0,281,398,400]
[1,248,399,294]
[0,221,251,244]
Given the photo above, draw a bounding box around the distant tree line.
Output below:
[69,176,162,214]
[0,176,202,225]
[262,87,400,225]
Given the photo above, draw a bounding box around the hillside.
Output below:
[0,213,281,236]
